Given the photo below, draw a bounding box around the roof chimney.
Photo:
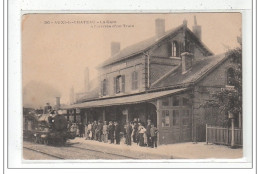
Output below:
[155,18,165,38]
[181,52,194,74]
[192,16,202,40]
[111,42,120,56]
[84,67,90,92]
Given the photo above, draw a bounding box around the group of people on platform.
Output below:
[67,119,159,148]
[67,122,85,138]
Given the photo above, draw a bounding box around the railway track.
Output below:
[23,142,137,159]
[23,146,65,159]
[67,145,138,159]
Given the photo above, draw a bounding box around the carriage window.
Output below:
[162,97,169,106]
[172,96,180,106]
[162,110,170,127]
[172,110,179,126]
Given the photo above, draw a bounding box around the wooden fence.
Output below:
[206,124,243,146]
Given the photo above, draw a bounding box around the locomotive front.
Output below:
[34,110,73,145]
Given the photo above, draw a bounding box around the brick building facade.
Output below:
[63,17,241,145]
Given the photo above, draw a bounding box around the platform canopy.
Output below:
[62,88,187,109]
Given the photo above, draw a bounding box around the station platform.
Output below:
[68,137,243,159]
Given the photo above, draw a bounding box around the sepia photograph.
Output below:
[22,13,243,160]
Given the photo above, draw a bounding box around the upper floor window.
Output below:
[172,96,180,106]
[162,97,169,106]
[227,68,235,86]
[114,75,125,94]
[132,71,138,90]
[101,79,107,96]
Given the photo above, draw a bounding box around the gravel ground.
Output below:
[23,138,243,160]
[23,148,59,160]
[23,141,135,160]
[69,137,243,159]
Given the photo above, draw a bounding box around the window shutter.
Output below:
[121,75,125,93]
[106,79,109,96]
[103,79,106,96]
[113,77,116,94]
[100,80,103,97]
[136,72,138,89]
[131,72,135,90]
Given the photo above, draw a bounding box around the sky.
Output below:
[22,13,241,106]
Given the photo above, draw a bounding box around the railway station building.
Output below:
[63,18,241,145]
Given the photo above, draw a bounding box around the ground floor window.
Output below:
[182,110,190,126]
[172,110,179,126]
[162,110,170,127]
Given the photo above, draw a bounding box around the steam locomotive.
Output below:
[23,104,75,145]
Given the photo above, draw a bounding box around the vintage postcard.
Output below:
[22,13,243,161]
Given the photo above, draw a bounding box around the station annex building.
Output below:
[62,17,241,145]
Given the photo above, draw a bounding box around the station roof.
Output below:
[61,88,187,109]
[150,53,228,89]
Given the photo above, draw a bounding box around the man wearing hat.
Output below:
[114,121,121,144]
[125,121,132,145]
[108,121,115,144]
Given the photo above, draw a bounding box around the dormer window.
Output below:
[172,42,178,57]
[168,41,179,57]
[114,75,125,94]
